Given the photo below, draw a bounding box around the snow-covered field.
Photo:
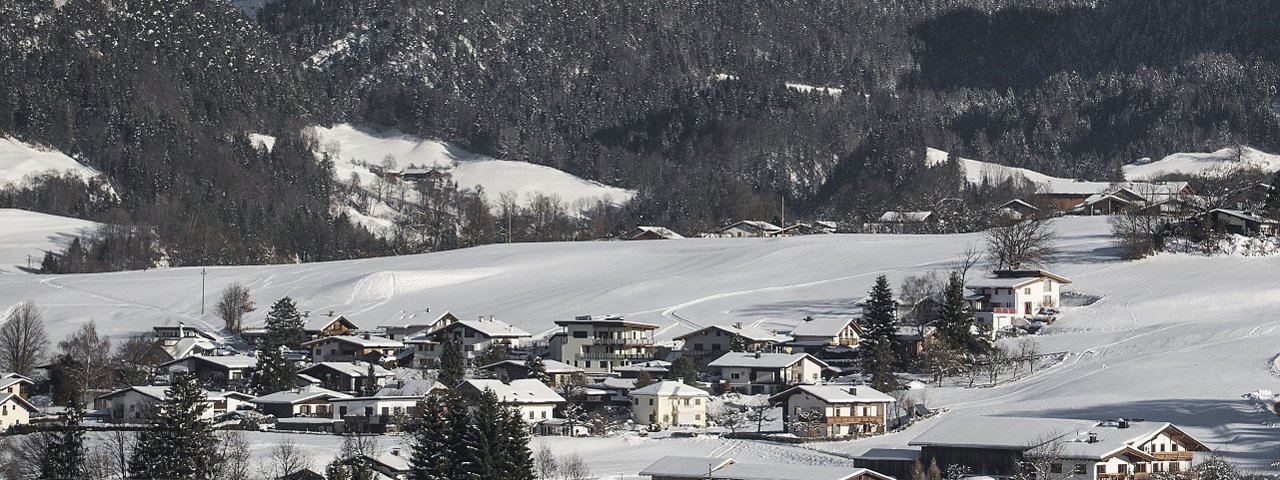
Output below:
[311,124,635,208]
[0,137,103,188]
[1123,147,1280,180]
[4,216,1280,473]
[0,209,100,274]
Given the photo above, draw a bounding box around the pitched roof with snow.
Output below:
[299,362,394,379]
[675,323,790,343]
[431,318,531,339]
[477,359,583,375]
[769,384,894,405]
[1211,208,1275,224]
[160,355,259,370]
[707,352,828,369]
[0,375,33,390]
[553,315,660,330]
[788,317,860,338]
[639,455,892,480]
[250,385,351,404]
[304,315,359,332]
[630,381,710,397]
[878,211,933,223]
[967,269,1072,289]
[717,220,783,233]
[626,226,685,239]
[371,379,441,397]
[639,456,736,477]
[301,335,404,348]
[460,379,565,404]
[909,416,1097,449]
[0,392,38,413]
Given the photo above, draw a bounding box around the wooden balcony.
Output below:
[824,415,882,425]
[1153,452,1193,461]
[1097,473,1150,480]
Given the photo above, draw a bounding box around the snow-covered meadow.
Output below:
[3,215,1280,474]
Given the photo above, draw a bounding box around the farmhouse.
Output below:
[549,315,660,374]
[298,361,395,394]
[416,316,531,364]
[966,269,1072,338]
[997,199,1040,220]
[0,392,37,429]
[304,315,360,338]
[0,373,33,398]
[458,379,566,424]
[707,352,827,394]
[769,384,894,437]
[302,334,405,363]
[477,358,584,386]
[250,384,351,418]
[630,381,710,428]
[713,220,783,238]
[675,323,789,367]
[1206,209,1278,236]
[97,386,250,422]
[330,379,442,433]
[909,417,1209,480]
[786,316,864,354]
[640,455,896,480]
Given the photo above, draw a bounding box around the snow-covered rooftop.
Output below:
[461,378,565,404]
[769,384,894,404]
[250,385,351,404]
[675,323,790,343]
[301,334,404,348]
[160,355,259,370]
[299,362,394,379]
[787,317,859,338]
[707,352,825,369]
[630,381,709,397]
[640,455,889,480]
[436,318,531,338]
[909,416,1097,449]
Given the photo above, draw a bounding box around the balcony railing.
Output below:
[974,307,1018,314]
[591,338,654,346]
[824,415,882,425]
[578,353,654,361]
[1097,473,1151,480]
[1152,452,1193,461]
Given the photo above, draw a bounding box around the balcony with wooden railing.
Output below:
[1153,452,1193,461]
[824,415,882,425]
[591,337,654,346]
[1097,473,1151,480]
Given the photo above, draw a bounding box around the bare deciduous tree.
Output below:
[0,301,49,377]
[113,334,159,387]
[746,404,777,433]
[710,404,749,434]
[559,453,594,480]
[260,438,312,479]
[58,321,113,407]
[1108,210,1169,260]
[951,242,984,280]
[216,431,253,480]
[985,218,1058,270]
[1016,433,1069,480]
[215,283,255,333]
[103,429,136,480]
[535,444,558,479]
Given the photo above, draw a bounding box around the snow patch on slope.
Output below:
[0,137,103,188]
[926,147,1111,193]
[1123,147,1280,180]
[0,209,100,274]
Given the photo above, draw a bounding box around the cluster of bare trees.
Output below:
[215,283,256,333]
[535,446,595,480]
[985,217,1058,270]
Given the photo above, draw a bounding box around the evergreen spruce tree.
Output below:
[409,393,455,480]
[525,356,548,383]
[445,390,475,479]
[860,274,899,391]
[264,297,305,350]
[729,333,747,352]
[128,372,221,480]
[937,272,983,353]
[325,458,352,480]
[38,408,87,480]
[633,369,655,389]
[458,389,506,479]
[251,346,297,395]
[438,336,465,386]
[362,361,380,396]
[501,403,536,480]
[672,357,698,386]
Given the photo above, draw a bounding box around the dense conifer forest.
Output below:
[2,0,1278,268]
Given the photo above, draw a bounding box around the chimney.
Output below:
[849,387,858,395]
[1118,418,1130,429]
[754,352,761,359]
[478,315,485,322]
[362,333,370,340]
[490,315,496,322]
[1087,432,1098,444]
[178,322,185,338]
[390,447,401,457]
[734,322,742,329]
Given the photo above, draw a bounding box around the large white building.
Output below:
[966,269,1072,337]
[413,316,531,364]
[0,392,37,429]
[707,352,827,395]
[548,315,659,374]
[630,381,710,428]
[458,379,566,424]
[768,384,894,437]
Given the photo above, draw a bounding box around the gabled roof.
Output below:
[305,315,360,332]
[768,384,894,405]
[630,381,709,397]
[625,226,685,239]
[554,315,659,330]
[612,360,671,373]
[909,416,1095,449]
[250,385,351,404]
[717,220,783,233]
[639,456,736,477]
[460,379,566,404]
[1210,208,1276,224]
[159,355,259,370]
[0,392,38,413]
[707,352,828,369]
[788,317,862,339]
[0,375,34,391]
[97,386,172,402]
[429,318,531,339]
[967,269,1072,289]
[998,199,1038,211]
[299,362,394,379]
[301,335,404,349]
[369,379,441,397]
[674,323,790,343]
[639,455,894,480]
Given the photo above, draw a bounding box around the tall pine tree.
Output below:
[409,393,456,480]
[36,408,87,480]
[458,388,505,479]
[937,272,985,354]
[264,297,306,350]
[500,403,536,480]
[128,372,221,480]
[251,346,297,395]
[438,336,465,386]
[860,274,899,391]
[525,356,548,383]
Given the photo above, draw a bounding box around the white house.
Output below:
[298,362,395,394]
[0,373,33,398]
[966,269,1072,338]
[302,334,405,363]
[630,381,710,428]
[909,417,1209,480]
[548,315,659,374]
[477,358,585,386]
[458,379,565,424]
[159,355,258,386]
[330,379,443,433]
[768,384,894,437]
[0,392,37,429]
[416,316,531,364]
[641,455,896,480]
[250,384,352,418]
[707,352,828,395]
[96,386,249,422]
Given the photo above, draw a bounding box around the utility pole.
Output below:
[200,267,207,314]
[781,194,786,227]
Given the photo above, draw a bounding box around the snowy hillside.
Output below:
[1123,146,1280,180]
[3,218,1280,472]
[0,209,101,274]
[312,124,635,208]
[926,147,1112,193]
[0,137,103,188]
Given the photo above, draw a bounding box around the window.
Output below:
[573,331,588,339]
[695,414,702,420]
[381,407,389,416]
[585,361,592,368]
[529,411,535,419]
[541,411,547,419]
[694,343,704,351]
[648,398,654,406]
[1096,465,1106,474]
[730,373,740,380]
[1073,465,1086,474]
[464,345,475,352]
[1050,464,1062,474]
[1024,287,1031,294]
[712,344,722,351]
[464,330,476,338]
[339,407,347,416]
[1135,464,1147,473]
[633,398,639,405]
[695,399,701,405]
